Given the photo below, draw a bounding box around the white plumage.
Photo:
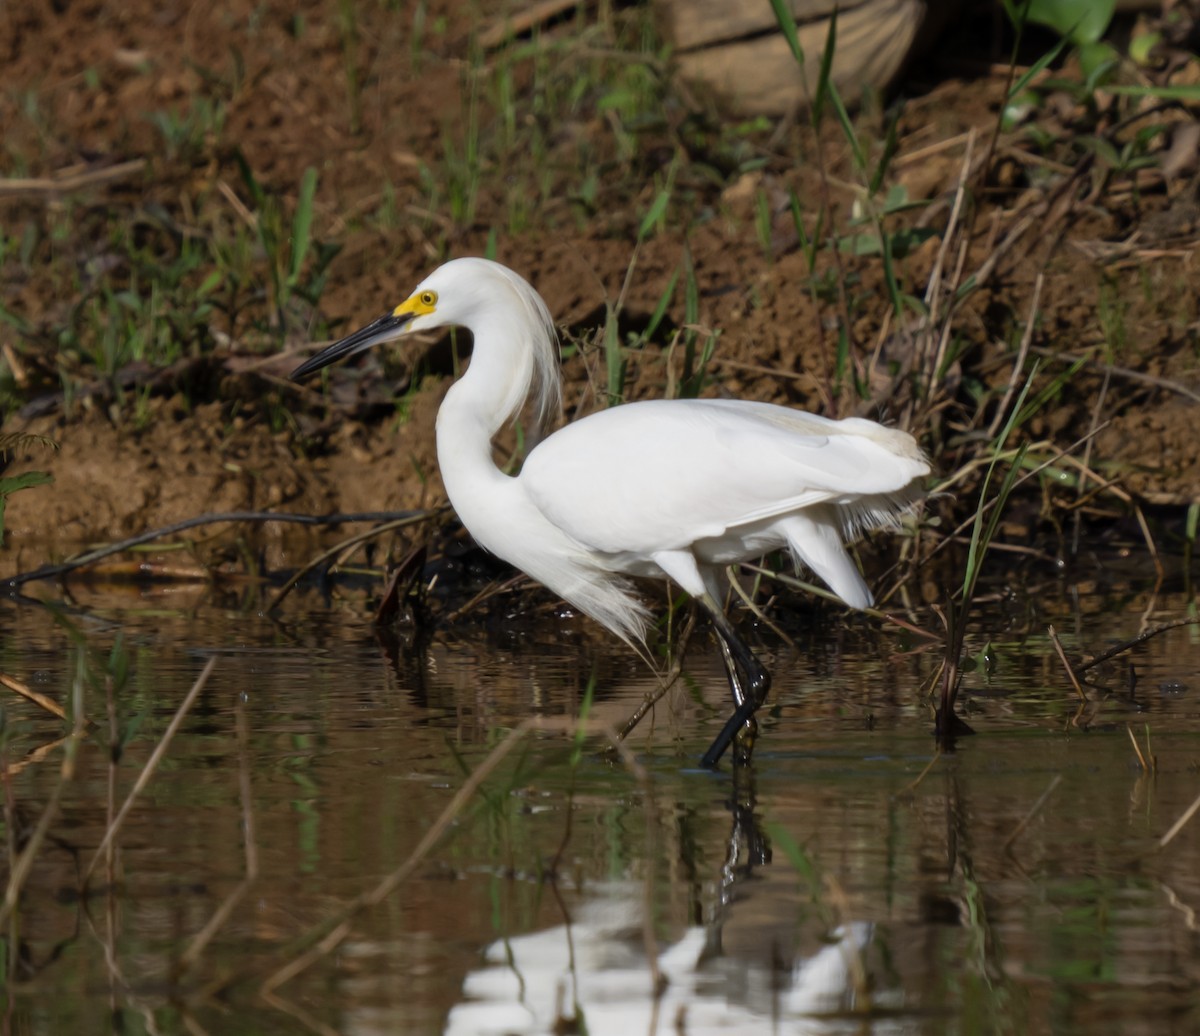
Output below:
[291,257,929,766]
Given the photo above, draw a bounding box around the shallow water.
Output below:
[1,571,1198,1035]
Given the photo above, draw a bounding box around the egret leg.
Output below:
[700,600,772,769]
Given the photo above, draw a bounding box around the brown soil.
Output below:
[2,1,1199,582]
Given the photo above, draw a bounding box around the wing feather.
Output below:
[520,399,928,555]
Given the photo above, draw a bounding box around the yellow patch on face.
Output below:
[394,289,438,319]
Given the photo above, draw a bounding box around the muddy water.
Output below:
[1,576,1198,1035]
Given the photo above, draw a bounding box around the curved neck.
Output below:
[451,317,538,440]
[435,354,518,518]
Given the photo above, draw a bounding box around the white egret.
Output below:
[291,258,929,766]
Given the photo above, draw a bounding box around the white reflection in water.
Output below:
[445,882,905,1036]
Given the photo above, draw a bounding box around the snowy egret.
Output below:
[291,258,929,766]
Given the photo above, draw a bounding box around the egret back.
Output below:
[520,398,929,557]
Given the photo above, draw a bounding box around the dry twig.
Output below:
[83,657,218,883]
[1002,775,1063,853]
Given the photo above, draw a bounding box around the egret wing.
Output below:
[520,399,927,555]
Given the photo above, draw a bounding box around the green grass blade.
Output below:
[813,6,838,117]
[644,267,679,342]
[869,108,901,197]
[1007,33,1072,103]
[767,0,806,67]
[288,167,318,287]
[638,185,671,240]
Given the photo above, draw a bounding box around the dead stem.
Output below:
[727,567,794,648]
[0,159,146,198]
[178,694,259,973]
[1160,882,1199,933]
[1158,789,1200,851]
[1126,726,1151,774]
[1046,625,1087,702]
[255,714,655,998]
[1073,617,1200,675]
[1072,365,1110,555]
[0,734,75,779]
[1029,344,1200,407]
[1002,774,1063,854]
[440,572,527,624]
[0,738,84,927]
[82,656,218,884]
[1132,504,1164,586]
[7,509,435,588]
[0,653,90,928]
[986,272,1043,439]
[0,671,71,721]
[612,608,696,745]
[919,128,975,402]
[892,749,942,800]
[266,508,447,611]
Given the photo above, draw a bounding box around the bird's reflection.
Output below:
[444,764,888,1036]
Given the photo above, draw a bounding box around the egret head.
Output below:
[289,257,562,430]
[287,270,446,383]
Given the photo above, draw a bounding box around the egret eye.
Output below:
[419,290,437,308]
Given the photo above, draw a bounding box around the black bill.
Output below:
[289,312,415,381]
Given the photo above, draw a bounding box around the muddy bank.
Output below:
[3,1,1200,582]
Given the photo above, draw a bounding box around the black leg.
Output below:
[700,604,772,768]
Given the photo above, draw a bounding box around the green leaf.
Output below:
[0,470,53,544]
[1079,41,1120,90]
[288,166,318,287]
[638,186,671,240]
[813,7,838,119]
[644,268,679,342]
[1108,83,1200,101]
[767,0,806,68]
[1023,0,1116,45]
[0,470,53,495]
[1007,34,1073,104]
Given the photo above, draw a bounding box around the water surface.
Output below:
[1,574,1198,1034]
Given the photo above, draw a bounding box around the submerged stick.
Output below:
[893,750,942,800]
[612,608,697,746]
[0,733,86,927]
[82,657,218,883]
[0,671,69,721]
[257,714,650,997]
[179,696,259,973]
[265,508,447,611]
[1047,625,1087,702]
[1002,774,1063,854]
[1073,616,1200,675]
[1158,789,1200,851]
[1126,726,1151,774]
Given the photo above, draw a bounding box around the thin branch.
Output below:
[1073,617,1200,675]
[82,657,218,883]
[256,714,650,997]
[1002,774,1063,853]
[0,671,69,721]
[1047,625,1086,702]
[178,695,259,972]
[266,509,447,611]
[0,159,146,199]
[1159,789,1200,851]
[6,510,433,587]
